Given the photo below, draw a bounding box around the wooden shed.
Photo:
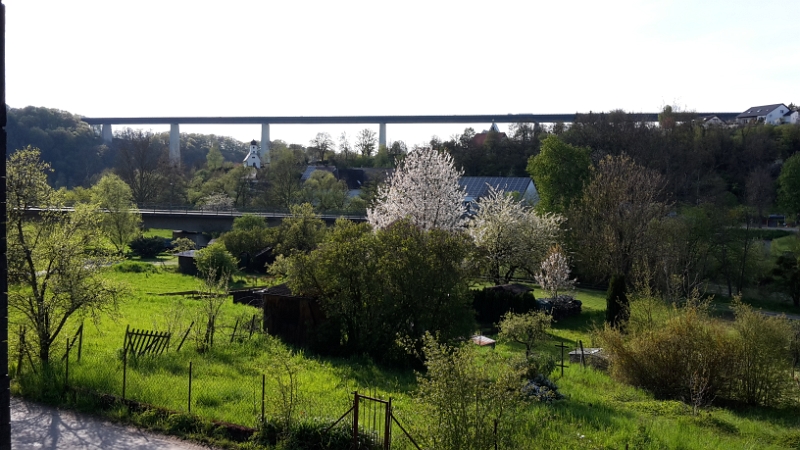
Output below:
[175,250,198,276]
[258,284,326,347]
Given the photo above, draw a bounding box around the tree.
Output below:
[233,213,267,231]
[199,192,235,211]
[606,274,629,329]
[300,171,349,212]
[7,147,124,363]
[745,166,774,224]
[416,334,522,450]
[468,186,563,284]
[308,132,334,163]
[534,244,576,299]
[368,148,466,231]
[569,155,669,284]
[206,143,224,171]
[498,311,552,358]
[274,203,327,256]
[338,131,353,161]
[778,153,800,219]
[195,242,238,281]
[279,219,474,362]
[114,128,167,205]
[526,135,592,214]
[773,250,800,308]
[355,128,377,157]
[90,173,142,254]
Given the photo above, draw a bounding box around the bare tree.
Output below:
[338,131,353,161]
[355,128,377,158]
[308,132,334,163]
[570,154,669,284]
[114,128,167,205]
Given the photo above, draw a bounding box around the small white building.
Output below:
[243,140,261,169]
[736,104,791,125]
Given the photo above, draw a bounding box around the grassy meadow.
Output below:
[9,254,800,449]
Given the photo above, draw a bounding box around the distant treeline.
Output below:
[7,105,800,208]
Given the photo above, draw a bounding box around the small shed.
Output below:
[175,250,198,275]
[258,284,325,346]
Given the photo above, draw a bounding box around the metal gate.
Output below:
[325,391,422,450]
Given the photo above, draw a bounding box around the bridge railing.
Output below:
[135,204,368,220]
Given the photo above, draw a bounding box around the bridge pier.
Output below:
[261,123,270,165]
[169,123,180,163]
[379,122,386,149]
[102,124,113,144]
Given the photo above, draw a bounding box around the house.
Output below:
[471,122,507,147]
[696,115,725,127]
[243,140,261,169]
[785,110,800,125]
[460,176,539,207]
[736,104,791,125]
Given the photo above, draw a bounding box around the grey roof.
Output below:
[737,104,787,118]
[459,177,533,199]
[300,165,337,182]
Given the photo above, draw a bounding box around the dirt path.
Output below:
[11,397,218,450]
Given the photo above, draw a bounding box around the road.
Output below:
[11,397,217,450]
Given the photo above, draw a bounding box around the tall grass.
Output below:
[9,267,800,449]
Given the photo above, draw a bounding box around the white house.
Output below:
[243,140,261,169]
[736,104,791,125]
[784,110,800,125]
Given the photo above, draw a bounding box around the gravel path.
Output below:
[11,397,218,450]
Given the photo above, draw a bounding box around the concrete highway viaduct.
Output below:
[81,113,740,164]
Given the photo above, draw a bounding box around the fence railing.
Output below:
[14,333,426,448]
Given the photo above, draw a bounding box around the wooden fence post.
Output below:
[261,374,266,423]
[352,391,359,449]
[188,361,193,413]
[579,340,586,368]
[77,322,83,363]
[176,321,194,352]
[122,343,128,401]
[16,327,24,377]
[64,338,69,392]
[231,319,239,344]
[383,398,392,450]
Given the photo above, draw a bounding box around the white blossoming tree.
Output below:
[367,148,466,231]
[535,244,576,299]
[469,186,563,284]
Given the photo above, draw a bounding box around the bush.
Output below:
[195,242,238,280]
[170,237,196,253]
[473,285,537,328]
[729,299,795,406]
[113,261,158,273]
[129,236,166,258]
[596,295,799,407]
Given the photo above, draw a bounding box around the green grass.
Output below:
[10,271,800,449]
[771,234,800,257]
[143,228,175,239]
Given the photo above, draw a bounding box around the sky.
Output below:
[5,0,799,148]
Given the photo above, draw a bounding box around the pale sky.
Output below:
[5,0,799,147]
